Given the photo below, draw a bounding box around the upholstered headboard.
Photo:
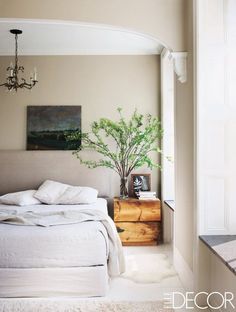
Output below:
[0,151,118,197]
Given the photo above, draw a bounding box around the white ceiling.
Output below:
[0,19,165,56]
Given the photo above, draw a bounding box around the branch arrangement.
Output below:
[66,108,163,181]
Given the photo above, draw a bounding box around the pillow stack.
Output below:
[34,180,98,205]
[0,180,98,206]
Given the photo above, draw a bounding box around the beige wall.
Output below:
[0,55,160,148]
[197,242,236,311]
[209,252,236,311]
[0,0,191,265]
[0,0,186,51]
[174,0,194,275]
[0,55,161,195]
[163,203,174,243]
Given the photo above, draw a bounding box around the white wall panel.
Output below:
[228,176,236,233]
[205,177,226,231]
[225,122,236,166]
[205,0,224,44]
[205,50,225,108]
[227,0,236,43]
[204,122,225,173]
[197,0,236,234]
[228,48,236,108]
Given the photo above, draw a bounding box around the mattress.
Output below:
[0,198,109,268]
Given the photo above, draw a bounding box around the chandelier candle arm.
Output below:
[33,68,37,81]
[0,29,38,92]
[9,63,14,77]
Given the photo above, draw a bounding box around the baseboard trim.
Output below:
[174,246,194,291]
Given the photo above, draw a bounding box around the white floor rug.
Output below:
[121,253,177,283]
[0,299,174,312]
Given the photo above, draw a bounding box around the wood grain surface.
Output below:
[114,197,161,222]
[116,221,161,245]
[114,197,162,245]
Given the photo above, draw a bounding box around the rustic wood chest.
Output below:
[114,197,161,246]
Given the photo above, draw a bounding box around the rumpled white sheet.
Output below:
[0,209,125,277]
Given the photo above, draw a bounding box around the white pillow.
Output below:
[34,180,98,205]
[0,190,41,206]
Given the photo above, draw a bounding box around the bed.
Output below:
[0,151,123,298]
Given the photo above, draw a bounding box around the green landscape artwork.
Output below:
[27,106,81,150]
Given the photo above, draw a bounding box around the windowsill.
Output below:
[199,235,236,276]
[164,200,175,211]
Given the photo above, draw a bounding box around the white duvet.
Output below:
[0,199,125,277]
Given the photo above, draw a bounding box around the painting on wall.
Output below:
[27,106,81,150]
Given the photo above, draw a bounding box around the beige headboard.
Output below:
[0,151,117,197]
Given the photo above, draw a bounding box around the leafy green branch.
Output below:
[66,108,163,179]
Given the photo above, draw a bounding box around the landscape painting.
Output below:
[27,106,81,150]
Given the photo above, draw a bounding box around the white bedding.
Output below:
[0,197,108,214]
[0,199,110,270]
[0,266,108,297]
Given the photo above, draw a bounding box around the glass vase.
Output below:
[120,177,128,199]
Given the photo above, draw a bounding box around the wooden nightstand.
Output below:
[114,197,161,246]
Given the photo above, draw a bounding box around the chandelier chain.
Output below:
[15,34,18,70]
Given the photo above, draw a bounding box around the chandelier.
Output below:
[0,29,38,91]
